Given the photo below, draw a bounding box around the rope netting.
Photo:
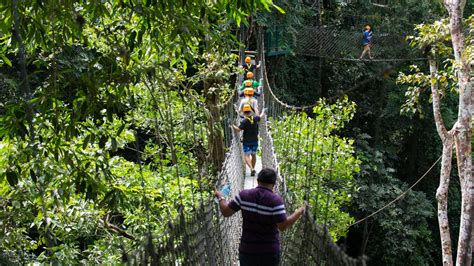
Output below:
[125,27,367,265]
[119,43,247,263]
[149,129,244,265]
[295,26,425,61]
[258,28,367,265]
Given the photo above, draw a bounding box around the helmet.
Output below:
[244,80,252,87]
[245,56,251,63]
[246,72,254,79]
[242,104,252,112]
[243,88,254,96]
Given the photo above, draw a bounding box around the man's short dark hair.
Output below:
[257,168,277,185]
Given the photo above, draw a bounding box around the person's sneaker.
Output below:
[251,170,256,176]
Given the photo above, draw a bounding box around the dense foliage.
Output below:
[271,97,359,240]
[0,71,216,263]
[0,0,283,263]
[0,0,471,264]
[261,0,472,264]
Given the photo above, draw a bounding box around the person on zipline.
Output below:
[238,88,259,116]
[359,24,373,60]
[232,104,264,176]
[240,72,260,91]
[215,168,306,266]
[240,56,260,79]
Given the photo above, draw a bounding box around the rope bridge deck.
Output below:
[127,30,366,265]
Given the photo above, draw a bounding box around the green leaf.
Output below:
[235,15,241,26]
[182,59,187,72]
[30,169,37,183]
[128,30,137,51]
[1,54,12,67]
[83,134,91,149]
[111,138,117,151]
[117,123,126,136]
[6,171,18,186]
[272,4,285,14]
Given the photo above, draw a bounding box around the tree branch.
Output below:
[103,215,136,241]
[428,53,448,140]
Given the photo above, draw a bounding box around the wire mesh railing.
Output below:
[257,27,367,266]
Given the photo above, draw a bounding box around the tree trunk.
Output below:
[202,13,225,175]
[429,54,455,265]
[437,137,455,266]
[204,80,225,175]
[443,1,473,264]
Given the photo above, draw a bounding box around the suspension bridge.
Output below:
[266,25,427,62]
[118,29,369,265]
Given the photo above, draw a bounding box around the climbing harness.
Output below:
[244,115,254,124]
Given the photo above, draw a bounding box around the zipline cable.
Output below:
[348,155,442,228]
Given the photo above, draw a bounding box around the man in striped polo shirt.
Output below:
[215,168,305,265]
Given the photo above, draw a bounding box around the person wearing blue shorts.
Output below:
[232,104,265,176]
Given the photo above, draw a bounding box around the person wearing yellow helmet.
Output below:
[245,56,252,64]
[359,24,374,59]
[245,80,253,87]
[239,83,261,98]
[240,73,260,91]
[246,71,254,79]
[240,56,261,79]
[238,88,258,116]
[232,106,265,176]
[242,104,252,112]
[243,87,254,96]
